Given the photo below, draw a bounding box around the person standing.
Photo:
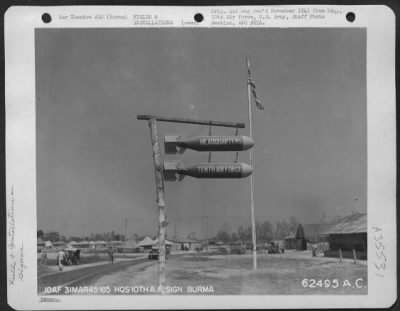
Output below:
[109,248,114,264]
[312,244,317,257]
[58,249,65,271]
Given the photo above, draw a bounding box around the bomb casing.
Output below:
[164,161,253,180]
[181,162,253,178]
[164,135,254,154]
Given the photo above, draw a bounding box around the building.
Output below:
[284,224,307,250]
[283,234,296,249]
[122,239,138,252]
[52,241,66,251]
[152,238,175,251]
[75,241,90,249]
[168,237,202,251]
[68,241,78,247]
[323,213,367,259]
[284,224,330,250]
[136,236,155,250]
[303,224,330,243]
[93,241,107,249]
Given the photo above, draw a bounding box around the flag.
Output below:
[247,59,264,110]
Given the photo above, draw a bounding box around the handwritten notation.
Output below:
[7,187,27,286]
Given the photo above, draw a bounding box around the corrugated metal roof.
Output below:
[152,238,174,245]
[137,236,155,247]
[323,213,366,234]
[303,224,331,239]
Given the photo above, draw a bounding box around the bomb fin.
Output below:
[177,146,186,154]
[164,135,182,154]
[163,160,182,181]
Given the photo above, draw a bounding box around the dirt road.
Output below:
[38,256,152,294]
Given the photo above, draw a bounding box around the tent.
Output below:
[152,238,174,245]
[136,236,155,249]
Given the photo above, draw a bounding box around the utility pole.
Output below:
[124,217,128,256]
[206,215,209,251]
[247,65,257,270]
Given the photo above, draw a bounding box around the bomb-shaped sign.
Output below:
[164,135,254,154]
[164,161,253,181]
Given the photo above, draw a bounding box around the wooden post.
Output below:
[148,118,167,291]
[138,114,245,128]
[353,248,357,264]
[339,248,342,263]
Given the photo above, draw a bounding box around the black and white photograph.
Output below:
[5,5,396,310]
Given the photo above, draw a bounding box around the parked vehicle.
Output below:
[148,249,159,260]
[148,248,170,260]
[230,245,245,254]
[56,248,80,265]
[267,241,284,254]
[217,246,229,254]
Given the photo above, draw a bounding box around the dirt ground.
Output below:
[38,255,147,277]
[38,251,145,268]
[91,251,367,295]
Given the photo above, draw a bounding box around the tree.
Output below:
[43,231,60,242]
[133,234,143,242]
[237,225,251,242]
[256,222,263,242]
[70,236,82,242]
[237,226,245,241]
[275,220,290,239]
[215,229,230,243]
[231,232,239,242]
[257,221,274,243]
[288,216,299,234]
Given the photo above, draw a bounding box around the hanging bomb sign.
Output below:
[164,161,253,180]
[164,135,254,154]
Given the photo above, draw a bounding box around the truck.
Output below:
[267,241,284,254]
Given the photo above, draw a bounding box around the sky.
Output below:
[35,28,366,239]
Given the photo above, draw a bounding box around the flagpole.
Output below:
[246,59,257,270]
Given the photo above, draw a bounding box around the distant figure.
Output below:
[58,250,65,271]
[40,249,48,265]
[109,248,114,264]
[312,245,317,257]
